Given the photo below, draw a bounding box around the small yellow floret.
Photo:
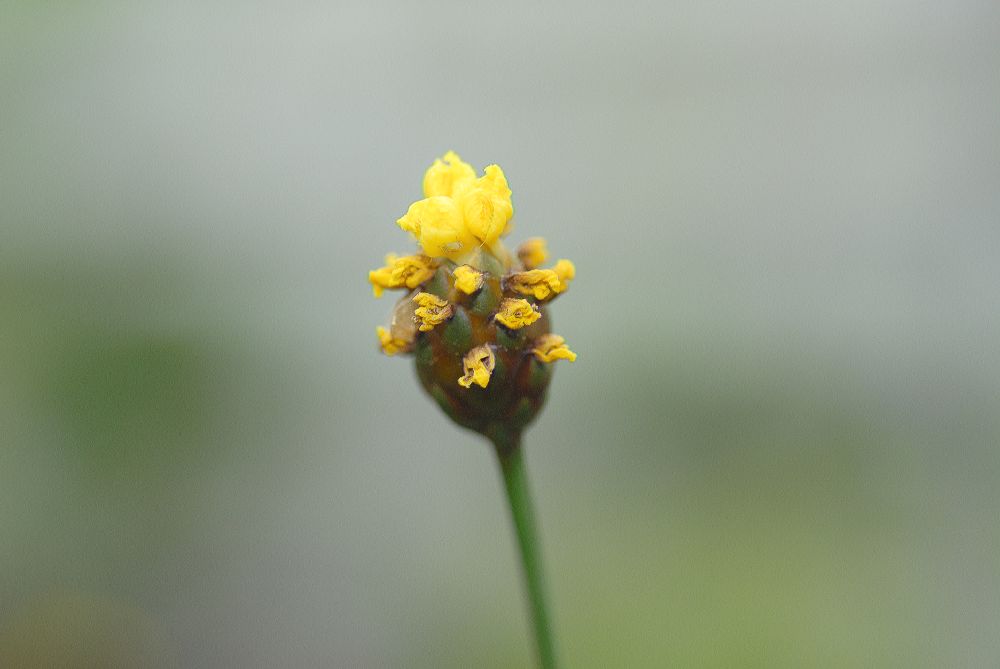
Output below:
[393,255,437,289]
[552,259,575,289]
[532,334,577,363]
[453,265,484,294]
[517,238,549,270]
[495,298,541,330]
[369,254,437,297]
[458,344,495,389]
[412,292,453,332]
[507,269,563,300]
[377,326,411,356]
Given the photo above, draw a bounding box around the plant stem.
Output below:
[491,429,558,669]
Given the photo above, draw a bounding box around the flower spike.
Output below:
[368,151,577,434]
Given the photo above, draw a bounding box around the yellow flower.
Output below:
[506,269,563,300]
[412,292,453,332]
[506,258,575,300]
[397,153,514,261]
[423,150,476,198]
[368,254,437,297]
[458,344,496,388]
[376,326,411,356]
[453,265,484,294]
[532,334,577,363]
[517,237,548,270]
[495,298,541,330]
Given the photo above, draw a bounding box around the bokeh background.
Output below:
[3,1,999,666]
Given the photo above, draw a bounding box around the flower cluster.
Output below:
[369,152,576,436]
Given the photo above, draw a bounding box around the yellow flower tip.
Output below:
[458,344,496,389]
[532,334,577,363]
[368,254,436,297]
[453,265,484,294]
[517,237,549,270]
[506,268,563,301]
[376,326,411,356]
[423,151,476,198]
[494,298,541,330]
[412,291,454,332]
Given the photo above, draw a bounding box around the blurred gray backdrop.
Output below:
[2,1,999,666]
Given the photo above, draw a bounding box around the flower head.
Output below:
[368,152,577,438]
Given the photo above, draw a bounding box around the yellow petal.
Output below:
[532,334,576,363]
[368,252,400,297]
[458,344,495,388]
[368,266,394,298]
[479,165,513,227]
[457,186,504,247]
[398,196,477,261]
[423,151,476,198]
[455,164,513,246]
[453,265,484,294]
[494,298,541,329]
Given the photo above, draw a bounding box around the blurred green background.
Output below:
[3,1,999,667]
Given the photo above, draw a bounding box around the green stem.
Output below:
[491,429,558,669]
